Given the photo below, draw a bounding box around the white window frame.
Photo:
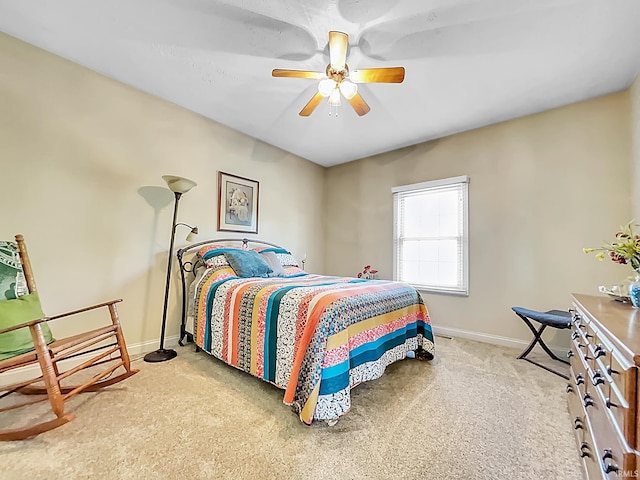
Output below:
[392,175,469,296]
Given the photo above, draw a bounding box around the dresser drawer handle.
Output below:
[602,461,619,474]
[593,345,606,358]
[566,384,574,394]
[573,418,583,430]
[572,331,580,340]
[567,350,574,359]
[583,393,594,408]
[600,449,618,473]
[605,398,618,409]
[591,371,605,386]
[575,373,585,385]
[607,366,620,376]
[580,442,591,458]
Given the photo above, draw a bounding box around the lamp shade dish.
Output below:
[162,175,197,194]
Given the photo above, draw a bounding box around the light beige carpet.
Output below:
[1,337,581,480]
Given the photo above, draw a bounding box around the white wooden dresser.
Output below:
[568,294,640,479]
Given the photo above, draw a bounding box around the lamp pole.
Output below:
[144,175,196,362]
[144,191,182,363]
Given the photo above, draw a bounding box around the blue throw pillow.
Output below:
[224,250,273,278]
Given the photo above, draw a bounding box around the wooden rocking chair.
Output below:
[0,235,138,440]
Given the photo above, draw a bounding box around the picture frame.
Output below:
[217,171,259,234]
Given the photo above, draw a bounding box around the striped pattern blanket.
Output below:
[191,272,434,424]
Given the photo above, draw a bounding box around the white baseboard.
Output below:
[0,335,180,388]
[2,327,569,387]
[432,325,569,359]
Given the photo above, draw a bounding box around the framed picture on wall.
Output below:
[217,171,259,234]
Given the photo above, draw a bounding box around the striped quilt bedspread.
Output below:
[190,271,434,424]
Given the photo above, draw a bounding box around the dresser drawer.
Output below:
[584,379,636,478]
[569,295,640,480]
[570,335,590,380]
[608,348,636,400]
[572,311,638,448]
[568,370,593,480]
[578,399,608,480]
[568,369,587,435]
[586,321,635,397]
[599,349,637,448]
[602,381,634,447]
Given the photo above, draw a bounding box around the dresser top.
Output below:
[572,293,640,363]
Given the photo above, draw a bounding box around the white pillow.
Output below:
[260,252,286,277]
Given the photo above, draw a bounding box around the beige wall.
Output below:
[632,73,640,219]
[0,33,325,347]
[325,93,631,346]
[1,31,634,352]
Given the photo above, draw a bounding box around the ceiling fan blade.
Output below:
[347,92,371,116]
[299,91,325,116]
[272,69,325,79]
[329,31,349,70]
[349,67,405,83]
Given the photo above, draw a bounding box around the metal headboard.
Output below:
[176,237,285,345]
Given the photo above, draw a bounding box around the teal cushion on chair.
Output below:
[224,250,273,278]
[0,241,28,300]
[0,292,54,360]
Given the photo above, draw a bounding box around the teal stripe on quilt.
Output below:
[263,279,365,381]
[419,320,433,341]
[319,321,427,396]
[264,287,296,382]
[203,278,235,352]
[321,328,410,379]
[319,331,410,395]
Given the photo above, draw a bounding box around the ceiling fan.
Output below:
[272,31,405,117]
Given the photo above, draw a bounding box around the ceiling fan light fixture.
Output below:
[273,31,403,117]
[339,80,358,100]
[328,88,341,107]
[318,78,336,97]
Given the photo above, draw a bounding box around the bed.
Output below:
[177,239,434,425]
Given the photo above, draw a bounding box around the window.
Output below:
[392,175,469,295]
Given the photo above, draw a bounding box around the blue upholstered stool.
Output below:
[511,307,572,379]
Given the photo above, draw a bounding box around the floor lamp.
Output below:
[144,175,198,363]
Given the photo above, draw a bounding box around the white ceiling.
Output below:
[1,0,640,167]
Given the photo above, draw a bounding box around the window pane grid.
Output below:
[393,176,468,295]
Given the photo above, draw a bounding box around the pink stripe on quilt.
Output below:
[321,312,424,368]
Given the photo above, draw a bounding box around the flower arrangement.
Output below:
[583,221,640,271]
[357,265,378,280]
